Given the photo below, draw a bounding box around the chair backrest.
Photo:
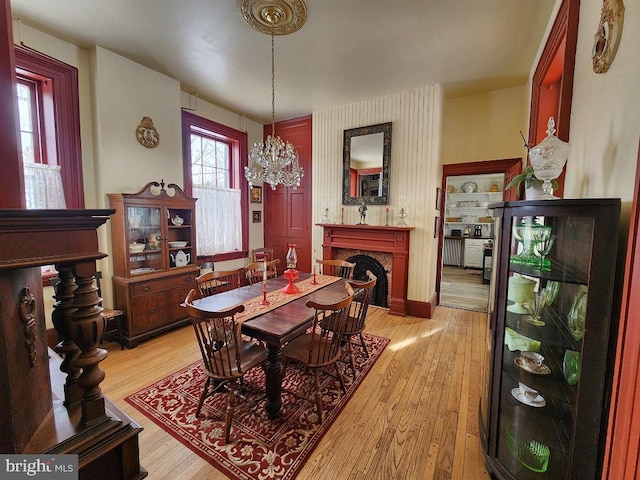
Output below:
[245,258,281,285]
[196,268,245,297]
[316,259,356,279]
[346,270,377,334]
[305,283,354,366]
[183,289,247,379]
[250,247,274,263]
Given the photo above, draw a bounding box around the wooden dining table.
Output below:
[190,272,349,419]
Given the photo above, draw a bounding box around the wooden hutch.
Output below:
[108,181,198,348]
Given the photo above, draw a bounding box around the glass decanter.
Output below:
[529,117,571,200]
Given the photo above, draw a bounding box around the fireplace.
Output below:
[319,224,414,316]
[342,253,389,307]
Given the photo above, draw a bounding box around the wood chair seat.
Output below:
[281,283,354,423]
[183,289,267,443]
[319,271,377,380]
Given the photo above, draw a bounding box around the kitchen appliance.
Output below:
[474,225,483,237]
[451,229,462,236]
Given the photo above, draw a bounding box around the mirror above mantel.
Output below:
[342,122,392,205]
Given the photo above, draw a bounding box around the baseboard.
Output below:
[406,298,433,318]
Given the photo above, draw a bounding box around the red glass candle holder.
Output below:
[261,280,270,305]
[283,268,300,294]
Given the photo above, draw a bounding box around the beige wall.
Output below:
[13,22,264,315]
[562,1,640,202]
[442,85,528,165]
[313,86,444,305]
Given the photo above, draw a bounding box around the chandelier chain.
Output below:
[271,25,276,138]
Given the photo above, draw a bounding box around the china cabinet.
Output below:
[480,199,620,480]
[108,181,198,348]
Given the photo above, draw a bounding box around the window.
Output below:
[16,72,66,209]
[182,110,248,261]
[15,45,84,209]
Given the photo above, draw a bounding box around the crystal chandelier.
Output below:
[242,2,305,190]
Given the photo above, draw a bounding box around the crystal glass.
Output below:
[526,289,547,326]
[511,218,551,265]
[534,234,556,269]
[529,117,571,200]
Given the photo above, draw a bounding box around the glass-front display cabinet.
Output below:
[479,199,621,480]
[108,180,198,348]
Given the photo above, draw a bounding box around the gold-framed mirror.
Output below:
[342,122,392,205]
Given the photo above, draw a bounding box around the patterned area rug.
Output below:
[125,333,389,480]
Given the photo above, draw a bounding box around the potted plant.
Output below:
[505,165,559,199]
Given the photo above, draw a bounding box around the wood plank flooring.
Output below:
[440,266,490,313]
[99,305,491,480]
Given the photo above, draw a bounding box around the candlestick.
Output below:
[261,280,270,305]
[385,207,389,226]
[263,258,267,282]
[341,207,344,224]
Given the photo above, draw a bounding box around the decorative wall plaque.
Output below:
[592,0,625,74]
[136,116,160,148]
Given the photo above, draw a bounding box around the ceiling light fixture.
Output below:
[238,0,307,190]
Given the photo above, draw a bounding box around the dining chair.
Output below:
[321,271,377,380]
[281,283,354,423]
[315,259,356,279]
[245,258,281,285]
[196,268,245,297]
[250,247,274,262]
[183,289,267,443]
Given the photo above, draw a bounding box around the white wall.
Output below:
[313,86,444,305]
[563,1,640,202]
[12,22,264,313]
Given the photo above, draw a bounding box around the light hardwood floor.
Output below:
[440,266,490,313]
[100,305,491,480]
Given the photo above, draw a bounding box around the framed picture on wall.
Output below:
[252,211,261,223]
[250,186,262,204]
[435,187,443,210]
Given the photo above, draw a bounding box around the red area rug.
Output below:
[125,333,389,480]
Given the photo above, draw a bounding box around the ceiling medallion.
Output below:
[592,0,625,74]
[237,0,307,35]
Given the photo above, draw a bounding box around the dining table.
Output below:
[190,272,350,419]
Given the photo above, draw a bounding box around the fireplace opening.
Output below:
[347,254,388,308]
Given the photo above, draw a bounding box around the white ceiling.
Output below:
[10,0,557,124]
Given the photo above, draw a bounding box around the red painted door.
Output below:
[264,115,312,273]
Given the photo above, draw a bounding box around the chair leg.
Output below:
[358,333,370,358]
[196,377,212,417]
[313,370,324,423]
[334,362,347,394]
[224,387,235,443]
[346,340,357,381]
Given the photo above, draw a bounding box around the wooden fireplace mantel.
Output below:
[319,224,414,316]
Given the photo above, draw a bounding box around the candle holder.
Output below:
[283,243,300,294]
[341,208,344,224]
[397,207,407,226]
[385,208,389,226]
[261,280,270,305]
[312,264,318,285]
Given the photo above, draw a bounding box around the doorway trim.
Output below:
[436,158,522,306]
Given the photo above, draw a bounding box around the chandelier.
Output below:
[239,0,306,190]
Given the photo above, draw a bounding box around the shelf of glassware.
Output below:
[445,191,502,225]
[480,199,621,480]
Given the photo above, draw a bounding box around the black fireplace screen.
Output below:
[346,254,388,307]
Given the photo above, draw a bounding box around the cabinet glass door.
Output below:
[497,213,593,479]
[126,206,163,275]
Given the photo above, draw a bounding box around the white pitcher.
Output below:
[170,250,190,267]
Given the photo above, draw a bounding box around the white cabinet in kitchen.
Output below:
[464,238,485,268]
